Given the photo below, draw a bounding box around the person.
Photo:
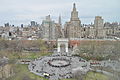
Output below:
[104,62,106,66]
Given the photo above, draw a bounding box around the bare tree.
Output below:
[72,69,86,80]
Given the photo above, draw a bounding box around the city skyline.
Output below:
[0,0,120,26]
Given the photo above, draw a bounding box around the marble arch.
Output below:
[57,38,69,53]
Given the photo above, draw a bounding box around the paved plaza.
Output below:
[28,51,90,80]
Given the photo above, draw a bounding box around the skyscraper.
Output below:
[58,15,62,25]
[94,16,106,38]
[41,15,56,40]
[94,16,104,29]
[64,3,81,39]
[30,21,36,27]
[70,3,81,26]
[4,23,10,27]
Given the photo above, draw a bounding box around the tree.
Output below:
[73,69,86,80]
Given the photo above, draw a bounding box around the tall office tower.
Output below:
[94,16,104,29]
[41,15,56,40]
[4,23,10,27]
[64,3,81,39]
[21,24,24,28]
[30,21,36,27]
[58,15,62,25]
[94,16,106,38]
[70,3,81,26]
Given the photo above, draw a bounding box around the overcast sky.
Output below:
[0,0,120,26]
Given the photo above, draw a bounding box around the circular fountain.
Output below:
[48,58,70,67]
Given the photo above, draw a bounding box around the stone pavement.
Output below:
[28,52,89,80]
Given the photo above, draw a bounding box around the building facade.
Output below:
[0,3,120,41]
[64,3,81,40]
[41,15,63,41]
[64,3,119,40]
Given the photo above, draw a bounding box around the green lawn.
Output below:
[62,79,75,80]
[61,71,110,80]
[20,52,53,59]
[7,64,48,80]
[6,51,53,80]
[84,71,109,80]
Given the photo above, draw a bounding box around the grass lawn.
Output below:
[7,64,48,80]
[6,51,53,80]
[59,71,110,80]
[84,71,109,80]
[62,79,75,80]
[20,52,53,59]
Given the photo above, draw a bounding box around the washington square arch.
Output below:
[57,38,68,53]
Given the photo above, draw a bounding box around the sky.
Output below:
[0,0,120,26]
